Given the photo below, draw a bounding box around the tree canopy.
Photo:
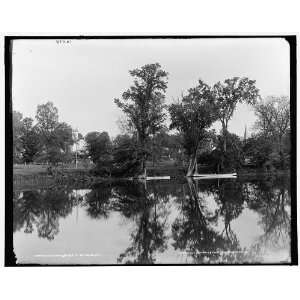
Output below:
[169,80,217,176]
[13,102,76,165]
[114,63,168,177]
[213,77,260,152]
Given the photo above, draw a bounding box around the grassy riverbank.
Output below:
[13,163,290,190]
[13,164,92,189]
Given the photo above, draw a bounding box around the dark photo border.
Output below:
[5,35,297,266]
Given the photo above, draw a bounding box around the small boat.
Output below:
[191,173,237,179]
[146,176,171,180]
[128,176,171,181]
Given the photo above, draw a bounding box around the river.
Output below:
[13,176,291,264]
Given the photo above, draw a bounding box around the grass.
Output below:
[13,164,90,176]
[14,164,48,175]
[13,162,290,188]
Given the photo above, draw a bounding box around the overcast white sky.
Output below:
[12,38,290,138]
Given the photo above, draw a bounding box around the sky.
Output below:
[12,38,290,138]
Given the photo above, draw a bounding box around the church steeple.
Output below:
[243,125,247,142]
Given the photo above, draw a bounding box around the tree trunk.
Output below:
[135,139,147,179]
[186,154,197,177]
[223,125,227,153]
[278,135,284,169]
[220,153,225,172]
[135,154,147,179]
[152,139,155,167]
[220,123,228,172]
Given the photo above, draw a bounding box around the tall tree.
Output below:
[169,80,217,176]
[35,101,59,157]
[52,122,74,153]
[35,102,74,164]
[114,63,168,178]
[36,101,59,132]
[254,96,290,168]
[213,77,260,153]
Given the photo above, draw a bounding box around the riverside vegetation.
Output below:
[13,63,291,186]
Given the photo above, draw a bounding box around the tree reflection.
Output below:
[246,177,291,260]
[213,181,245,248]
[172,179,243,263]
[83,183,113,219]
[172,177,291,263]
[13,191,40,234]
[13,176,292,264]
[113,181,170,264]
[13,188,74,240]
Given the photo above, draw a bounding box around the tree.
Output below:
[36,101,59,133]
[148,128,184,165]
[169,80,217,176]
[35,101,59,161]
[254,96,290,169]
[116,115,136,136]
[112,134,140,177]
[85,131,113,176]
[13,110,24,163]
[85,131,112,162]
[200,132,244,172]
[20,117,40,163]
[114,63,168,178]
[35,102,74,164]
[213,77,260,154]
[243,134,274,169]
[52,122,74,153]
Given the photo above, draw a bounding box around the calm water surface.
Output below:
[13,177,291,264]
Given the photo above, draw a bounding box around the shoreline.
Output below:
[13,168,290,190]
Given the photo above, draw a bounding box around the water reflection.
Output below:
[172,179,244,263]
[246,179,291,261]
[83,183,112,219]
[13,188,75,240]
[113,182,170,264]
[13,176,291,264]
